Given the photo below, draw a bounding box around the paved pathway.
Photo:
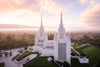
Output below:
[75,43,90,49]
[71,47,80,55]
[1,47,37,67]
[18,54,37,64]
[2,49,22,67]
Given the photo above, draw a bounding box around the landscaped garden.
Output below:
[16,51,32,61]
[23,54,56,67]
[18,50,24,53]
[75,45,100,66]
[71,58,89,67]
[12,48,39,61]
[71,44,79,47]
[12,54,20,61]
[11,45,100,67]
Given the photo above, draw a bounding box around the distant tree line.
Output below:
[71,33,100,47]
[0,32,35,50]
[0,32,100,50]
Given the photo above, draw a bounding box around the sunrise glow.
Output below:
[0,0,100,31]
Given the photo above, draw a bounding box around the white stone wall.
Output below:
[78,57,89,63]
[66,35,71,64]
[41,49,54,56]
[54,41,58,61]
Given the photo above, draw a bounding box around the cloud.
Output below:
[78,0,98,6]
[0,0,24,13]
[88,0,100,8]
[0,0,69,27]
[78,0,88,4]
[0,0,67,15]
[89,0,95,7]
[80,4,100,28]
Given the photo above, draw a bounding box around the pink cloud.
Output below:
[78,0,88,4]
[0,0,67,15]
[0,0,24,13]
[80,4,100,27]
[0,0,69,27]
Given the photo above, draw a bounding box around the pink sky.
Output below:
[0,0,100,31]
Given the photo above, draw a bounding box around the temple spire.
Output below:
[60,11,62,24]
[60,11,63,28]
[41,14,43,27]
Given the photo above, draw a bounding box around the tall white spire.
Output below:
[39,14,44,32]
[41,14,43,28]
[60,11,64,28]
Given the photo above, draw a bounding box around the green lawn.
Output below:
[76,45,89,53]
[23,54,56,67]
[71,44,79,47]
[16,51,32,61]
[18,50,24,53]
[12,54,20,61]
[76,46,100,66]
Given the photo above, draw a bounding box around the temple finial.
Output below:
[60,11,63,27]
[61,11,62,24]
[39,13,44,31]
[41,13,43,27]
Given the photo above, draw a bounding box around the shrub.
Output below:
[0,54,2,57]
[12,54,20,61]
[10,52,12,56]
[0,62,5,67]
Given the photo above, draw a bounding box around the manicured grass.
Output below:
[12,54,20,61]
[28,48,33,52]
[71,49,79,56]
[16,51,32,61]
[71,44,79,47]
[55,58,89,67]
[71,49,75,53]
[18,50,24,53]
[71,58,90,67]
[76,45,89,53]
[76,46,100,66]
[23,54,56,67]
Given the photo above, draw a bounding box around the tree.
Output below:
[10,52,12,56]
[4,52,9,57]
[24,46,28,51]
[63,61,70,67]
[6,35,12,41]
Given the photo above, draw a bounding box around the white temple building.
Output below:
[33,12,71,64]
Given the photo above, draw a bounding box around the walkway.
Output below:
[1,49,22,67]
[71,47,80,55]
[18,54,37,64]
[1,47,36,67]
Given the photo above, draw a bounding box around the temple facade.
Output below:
[34,12,71,64]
